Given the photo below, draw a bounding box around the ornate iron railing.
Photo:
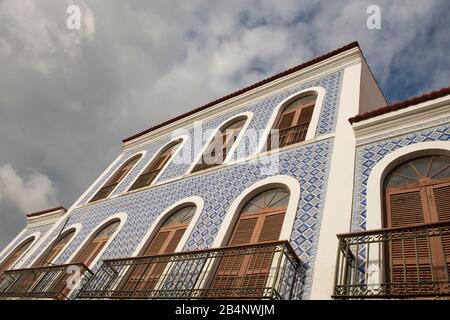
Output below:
[267,122,309,150]
[0,263,93,300]
[77,241,302,300]
[333,221,450,299]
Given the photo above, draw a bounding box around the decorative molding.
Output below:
[122,48,360,151]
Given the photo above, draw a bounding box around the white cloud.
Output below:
[0,164,58,214]
[0,0,95,74]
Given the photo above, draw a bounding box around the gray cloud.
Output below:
[0,0,449,249]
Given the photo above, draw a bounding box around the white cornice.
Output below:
[26,208,67,229]
[353,95,450,145]
[122,47,362,152]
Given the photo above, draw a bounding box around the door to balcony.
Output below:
[207,188,289,298]
[385,156,450,291]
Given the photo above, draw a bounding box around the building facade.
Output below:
[0,42,449,300]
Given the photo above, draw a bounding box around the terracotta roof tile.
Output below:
[122,42,360,143]
[349,85,450,124]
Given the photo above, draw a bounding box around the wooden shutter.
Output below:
[430,182,450,271]
[386,188,434,284]
[257,214,285,242]
[297,105,314,125]
[387,189,426,227]
[229,218,258,246]
[0,239,33,275]
[277,112,295,130]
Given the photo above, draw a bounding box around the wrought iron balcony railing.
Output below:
[333,221,450,299]
[77,241,303,300]
[0,263,93,300]
[267,122,309,151]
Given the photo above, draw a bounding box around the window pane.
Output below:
[161,206,196,228]
[430,156,450,178]
[385,174,416,188]
[410,156,432,178]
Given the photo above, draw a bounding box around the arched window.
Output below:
[210,188,289,292]
[120,205,196,293]
[129,140,181,191]
[0,237,35,275]
[192,117,247,173]
[267,93,317,150]
[90,154,142,202]
[72,220,120,267]
[384,155,450,284]
[33,229,76,267]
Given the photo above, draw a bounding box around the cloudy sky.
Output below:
[0,0,449,249]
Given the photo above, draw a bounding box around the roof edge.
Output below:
[26,206,67,218]
[122,41,360,143]
[349,85,450,124]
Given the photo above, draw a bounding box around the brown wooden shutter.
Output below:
[143,231,171,256]
[297,105,314,125]
[387,189,426,227]
[432,183,450,222]
[229,218,258,246]
[386,189,433,283]
[257,214,285,243]
[164,229,186,254]
[277,112,295,130]
[0,239,33,274]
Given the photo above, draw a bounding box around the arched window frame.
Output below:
[186,112,253,175]
[212,175,300,248]
[131,197,204,257]
[366,141,450,232]
[88,152,146,203]
[258,87,326,153]
[66,213,127,269]
[126,136,188,192]
[0,233,40,271]
[27,224,82,267]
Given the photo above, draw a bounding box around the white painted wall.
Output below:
[309,63,362,299]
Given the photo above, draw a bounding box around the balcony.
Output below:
[78,241,302,300]
[267,122,309,150]
[0,263,93,300]
[333,221,450,299]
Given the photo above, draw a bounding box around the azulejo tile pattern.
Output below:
[23,138,334,300]
[351,123,450,232]
[80,70,343,204]
[18,69,344,300]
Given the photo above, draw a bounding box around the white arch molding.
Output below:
[88,151,147,202]
[132,196,205,256]
[125,135,189,193]
[185,112,254,175]
[66,212,128,268]
[26,223,83,267]
[257,86,326,154]
[366,141,450,231]
[5,232,41,269]
[212,175,301,247]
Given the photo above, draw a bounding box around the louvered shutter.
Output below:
[229,218,258,246]
[431,182,450,273]
[143,231,171,256]
[296,105,314,125]
[164,229,186,254]
[386,189,433,284]
[388,190,426,227]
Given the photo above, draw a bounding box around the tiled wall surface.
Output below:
[2,69,344,299]
[351,122,450,231]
